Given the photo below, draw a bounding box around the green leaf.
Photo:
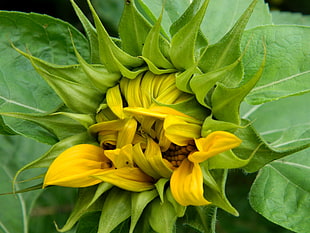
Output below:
[233,119,308,173]
[98,188,131,233]
[249,148,310,232]
[242,25,310,104]
[0,11,90,137]
[271,11,310,26]
[241,93,310,151]
[0,135,50,233]
[202,0,272,44]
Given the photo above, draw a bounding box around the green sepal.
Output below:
[207,150,253,169]
[130,189,158,233]
[190,54,243,108]
[52,112,95,128]
[166,187,186,217]
[14,47,103,113]
[98,187,131,233]
[140,56,176,75]
[57,183,112,232]
[175,63,199,93]
[202,168,239,216]
[0,183,43,195]
[73,43,121,93]
[70,0,100,63]
[201,116,242,136]
[169,0,208,54]
[87,0,144,74]
[234,120,310,173]
[170,0,210,70]
[0,112,86,141]
[177,205,217,233]
[13,132,95,186]
[155,96,210,121]
[211,44,265,124]
[199,0,258,85]
[148,196,177,233]
[119,0,152,56]
[142,9,174,69]
[154,178,169,203]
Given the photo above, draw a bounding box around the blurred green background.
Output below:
[0,0,309,233]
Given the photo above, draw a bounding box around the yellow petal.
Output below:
[104,144,134,168]
[170,158,210,206]
[106,85,125,119]
[132,142,161,179]
[116,118,137,148]
[43,144,110,188]
[93,167,154,192]
[164,115,201,146]
[144,137,173,178]
[189,131,242,163]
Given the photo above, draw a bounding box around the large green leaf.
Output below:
[202,0,272,44]
[0,11,90,141]
[242,25,310,104]
[271,11,310,26]
[249,148,310,232]
[0,135,50,233]
[241,93,310,151]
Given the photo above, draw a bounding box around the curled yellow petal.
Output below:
[93,167,154,192]
[43,144,110,188]
[170,158,210,206]
[164,115,201,146]
[104,144,134,168]
[189,131,242,163]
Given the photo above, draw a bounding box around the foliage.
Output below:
[0,0,309,232]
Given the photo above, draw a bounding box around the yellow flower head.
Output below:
[44,72,242,207]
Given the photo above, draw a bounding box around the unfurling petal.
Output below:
[170,158,210,206]
[189,131,242,163]
[164,115,201,146]
[43,144,109,188]
[93,167,154,192]
[104,144,134,168]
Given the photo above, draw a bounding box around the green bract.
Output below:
[0,0,309,232]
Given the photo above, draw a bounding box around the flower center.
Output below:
[162,140,197,168]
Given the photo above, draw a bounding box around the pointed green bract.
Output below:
[87,0,144,74]
[199,0,258,85]
[142,10,174,69]
[202,169,239,216]
[70,0,100,63]
[119,0,152,56]
[98,188,131,233]
[0,112,86,140]
[130,189,158,233]
[170,0,209,69]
